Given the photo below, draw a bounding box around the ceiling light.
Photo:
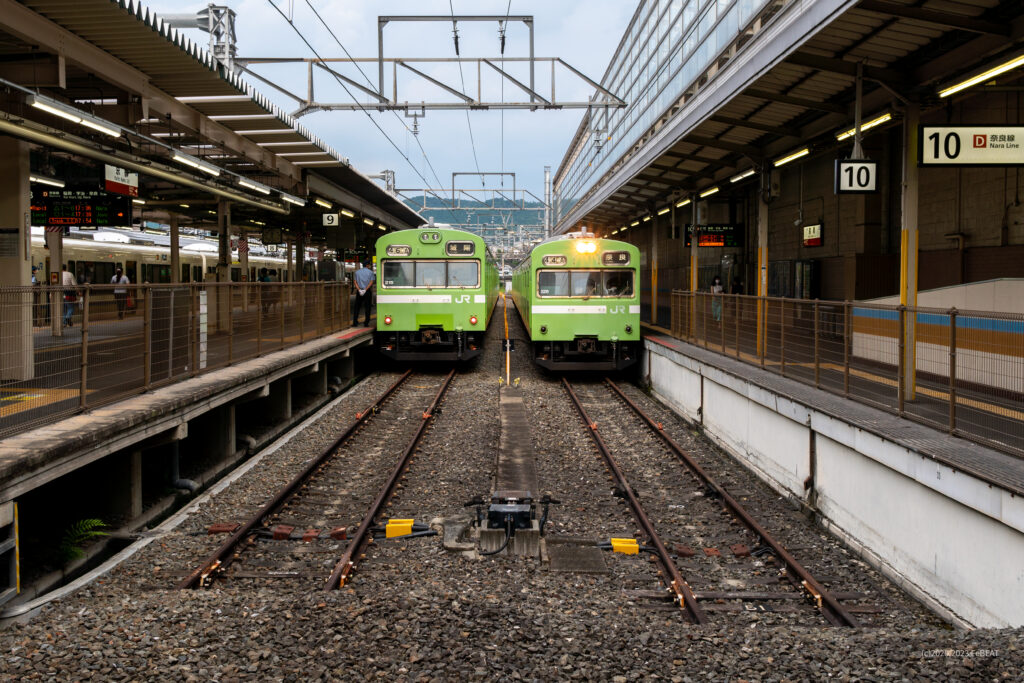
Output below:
[280,192,305,207]
[676,198,691,208]
[132,198,146,205]
[642,216,651,222]
[773,148,810,167]
[251,220,266,226]
[314,198,332,209]
[363,218,375,226]
[173,152,220,177]
[180,204,190,208]
[340,209,355,218]
[233,128,297,135]
[630,220,639,226]
[238,178,272,195]
[28,94,121,137]
[612,229,619,234]
[699,186,719,198]
[939,53,1024,98]
[378,225,387,231]
[29,174,65,188]
[657,207,670,215]
[836,113,893,141]
[730,169,756,183]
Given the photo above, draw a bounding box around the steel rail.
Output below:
[176,370,414,590]
[561,378,708,625]
[325,369,457,590]
[604,378,861,628]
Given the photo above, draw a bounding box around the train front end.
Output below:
[512,234,640,370]
[375,227,497,361]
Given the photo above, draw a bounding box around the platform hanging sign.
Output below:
[834,159,877,193]
[104,165,139,197]
[919,126,1024,166]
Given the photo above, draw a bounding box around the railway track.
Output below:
[563,377,863,627]
[177,369,455,591]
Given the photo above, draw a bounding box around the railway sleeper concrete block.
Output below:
[512,528,540,558]
[479,529,507,555]
[439,514,475,553]
[302,529,320,542]
[208,523,240,535]
[673,544,695,557]
[272,524,295,540]
[703,547,721,557]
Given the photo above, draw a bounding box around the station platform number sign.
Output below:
[919,126,1024,166]
[835,159,877,194]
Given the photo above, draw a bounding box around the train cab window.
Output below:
[416,261,445,287]
[604,271,633,296]
[571,271,602,297]
[538,271,570,297]
[382,260,414,287]
[447,261,479,287]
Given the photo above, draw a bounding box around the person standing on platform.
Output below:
[352,260,375,327]
[710,275,724,322]
[111,267,130,319]
[61,264,77,327]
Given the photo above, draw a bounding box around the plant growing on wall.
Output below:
[59,519,108,564]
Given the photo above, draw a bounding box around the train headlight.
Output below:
[575,241,597,254]
[469,315,478,326]
[384,315,392,325]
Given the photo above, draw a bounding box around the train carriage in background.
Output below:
[511,232,640,370]
[375,226,498,361]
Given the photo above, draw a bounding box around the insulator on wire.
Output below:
[452,25,460,56]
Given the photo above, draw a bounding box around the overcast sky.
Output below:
[143,0,639,201]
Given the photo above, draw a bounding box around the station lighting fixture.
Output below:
[132,198,146,205]
[180,204,190,208]
[314,198,332,209]
[279,192,306,207]
[340,209,355,218]
[939,53,1024,98]
[699,186,720,198]
[237,178,272,195]
[29,174,65,188]
[730,169,756,183]
[630,220,640,227]
[612,229,620,234]
[773,148,810,167]
[172,151,221,177]
[27,94,122,137]
[642,215,651,222]
[836,113,892,141]
[363,217,375,226]
[251,220,266,226]
[676,198,691,208]
[657,207,670,216]
[378,224,387,231]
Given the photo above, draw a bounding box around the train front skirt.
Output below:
[376,328,485,361]
[532,337,638,371]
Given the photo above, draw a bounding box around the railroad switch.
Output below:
[464,491,561,557]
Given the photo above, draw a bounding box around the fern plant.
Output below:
[59,519,108,564]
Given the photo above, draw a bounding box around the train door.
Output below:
[125,259,138,286]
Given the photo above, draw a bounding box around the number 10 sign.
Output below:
[834,159,878,194]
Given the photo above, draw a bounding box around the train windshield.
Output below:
[537,269,633,297]
[381,259,480,288]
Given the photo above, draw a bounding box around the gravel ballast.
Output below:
[1,305,1021,681]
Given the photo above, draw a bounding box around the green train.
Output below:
[511,232,640,370]
[375,226,499,361]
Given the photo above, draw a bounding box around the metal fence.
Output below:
[669,291,1024,459]
[0,282,351,440]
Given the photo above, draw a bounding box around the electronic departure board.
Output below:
[31,190,130,229]
[685,224,742,248]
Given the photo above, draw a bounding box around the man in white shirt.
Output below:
[111,267,130,319]
[61,265,77,327]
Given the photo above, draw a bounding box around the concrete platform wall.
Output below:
[643,340,1024,628]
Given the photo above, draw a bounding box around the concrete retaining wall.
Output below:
[643,339,1024,628]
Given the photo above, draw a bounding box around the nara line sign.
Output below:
[919,126,1024,166]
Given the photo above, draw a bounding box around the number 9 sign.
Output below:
[322,213,339,227]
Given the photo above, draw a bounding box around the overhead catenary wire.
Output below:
[265,0,457,215]
[449,0,484,187]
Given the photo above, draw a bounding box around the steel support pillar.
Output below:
[0,137,34,378]
[900,104,920,400]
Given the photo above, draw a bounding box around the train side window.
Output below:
[537,270,569,297]
[416,261,445,287]
[447,261,479,287]
[382,260,414,287]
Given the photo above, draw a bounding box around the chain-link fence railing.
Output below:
[669,291,1024,459]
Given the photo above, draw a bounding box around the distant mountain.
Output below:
[401,195,544,229]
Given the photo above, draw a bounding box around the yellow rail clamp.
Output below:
[386,519,415,538]
[610,538,640,555]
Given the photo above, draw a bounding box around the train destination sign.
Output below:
[685,224,742,248]
[31,189,129,229]
[919,126,1024,166]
